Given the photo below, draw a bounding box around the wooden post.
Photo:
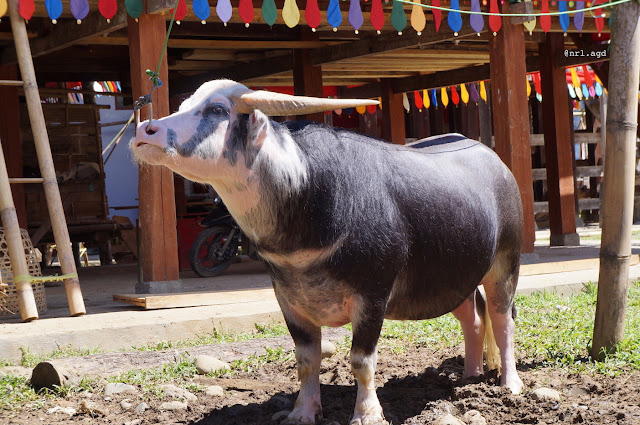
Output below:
[128,6,180,290]
[380,79,406,145]
[0,140,38,321]
[0,65,26,229]
[8,0,86,316]
[539,33,579,246]
[293,49,324,123]
[591,2,640,360]
[489,21,535,253]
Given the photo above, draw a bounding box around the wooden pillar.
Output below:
[489,22,535,253]
[539,33,579,246]
[0,65,27,229]
[293,49,324,123]
[380,79,405,145]
[128,9,180,288]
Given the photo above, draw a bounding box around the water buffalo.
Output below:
[130,79,524,425]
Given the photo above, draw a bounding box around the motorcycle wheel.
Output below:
[189,226,239,277]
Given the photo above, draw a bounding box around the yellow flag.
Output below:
[282,0,300,28]
[356,105,366,114]
[570,67,581,89]
[460,84,469,104]
[523,0,536,35]
[480,81,487,102]
[423,89,430,109]
[378,97,382,110]
[526,77,531,97]
[411,1,426,35]
[440,87,449,108]
[0,0,7,17]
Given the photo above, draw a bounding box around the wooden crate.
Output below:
[0,228,47,317]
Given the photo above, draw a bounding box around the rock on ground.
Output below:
[463,410,487,425]
[46,406,77,416]
[104,382,137,396]
[432,414,465,425]
[205,385,224,397]
[160,383,198,402]
[530,387,561,402]
[195,355,230,375]
[159,400,188,411]
[135,402,149,414]
[321,340,337,358]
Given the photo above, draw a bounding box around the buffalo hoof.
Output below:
[281,409,321,425]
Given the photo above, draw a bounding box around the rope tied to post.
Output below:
[102,0,180,165]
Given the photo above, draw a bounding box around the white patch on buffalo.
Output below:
[350,349,385,424]
[287,343,322,423]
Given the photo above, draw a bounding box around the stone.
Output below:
[463,410,487,425]
[135,402,149,414]
[205,385,224,397]
[121,400,133,410]
[432,414,465,425]
[271,410,291,421]
[124,420,142,425]
[160,400,188,411]
[160,384,198,402]
[321,340,337,358]
[46,406,77,416]
[195,355,230,375]
[79,400,104,416]
[531,387,561,403]
[104,382,137,396]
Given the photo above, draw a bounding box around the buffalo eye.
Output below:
[202,103,228,117]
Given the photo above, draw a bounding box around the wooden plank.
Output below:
[539,33,577,237]
[128,12,179,283]
[490,22,535,253]
[293,34,324,123]
[532,165,604,181]
[113,288,276,309]
[84,36,342,50]
[535,198,603,212]
[381,79,405,145]
[1,8,129,65]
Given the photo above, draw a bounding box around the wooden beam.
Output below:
[83,36,343,49]
[381,79,406,145]
[0,65,26,229]
[490,22,535,253]
[540,33,579,246]
[128,10,180,284]
[1,9,129,65]
[147,0,176,14]
[293,41,324,122]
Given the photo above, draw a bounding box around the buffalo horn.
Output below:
[233,90,379,116]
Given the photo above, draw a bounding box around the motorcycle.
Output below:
[189,197,259,277]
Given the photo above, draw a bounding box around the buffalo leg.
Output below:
[350,302,388,425]
[280,307,322,424]
[451,291,485,377]
[483,275,524,394]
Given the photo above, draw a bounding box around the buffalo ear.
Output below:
[248,109,271,149]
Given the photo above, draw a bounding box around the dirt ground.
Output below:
[2,342,639,425]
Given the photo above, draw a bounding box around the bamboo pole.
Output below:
[8,0,86,317]
[0,141,38,321]
[591,1,640,360]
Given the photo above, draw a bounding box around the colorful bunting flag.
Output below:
[540,0,551,33]
[239,0,254,26]
[216,0,232,25]
[45,0,63,23]
[356,105,366,114]
[488,0,501,35]
[19,0,35,19]
[410,0,426,35]
[451,85,460,106]
[423,89,430,109]
[440,87,449,108]
[431,0,442,32]
[262,0,277,26]
[470,0,484,35]
[567,83,576,99]
[460,83,469,104]
[125,0,143,19]
[70,0,89,23]
[558,0,569,35]
[414,90,423,111]
[574,1,584,32]
[193,0,210,23]
[526,77,531,97]
[469,83,479,104]
[402,92,410,112]
[523,0,536,35]
[367,104,377,114]
[431,89,438,108]
[592,0,606,35]
[305,0,321,31]
[282,0,300,28]
[448,0,462,35]
[327,0,342,30]
[391,0,407,35]
[371,0,384,33]
[0,0,6,17]
[98,0,117,22]
[348,0,364,33]
[479,81,487,102]
[171,0,187,24]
